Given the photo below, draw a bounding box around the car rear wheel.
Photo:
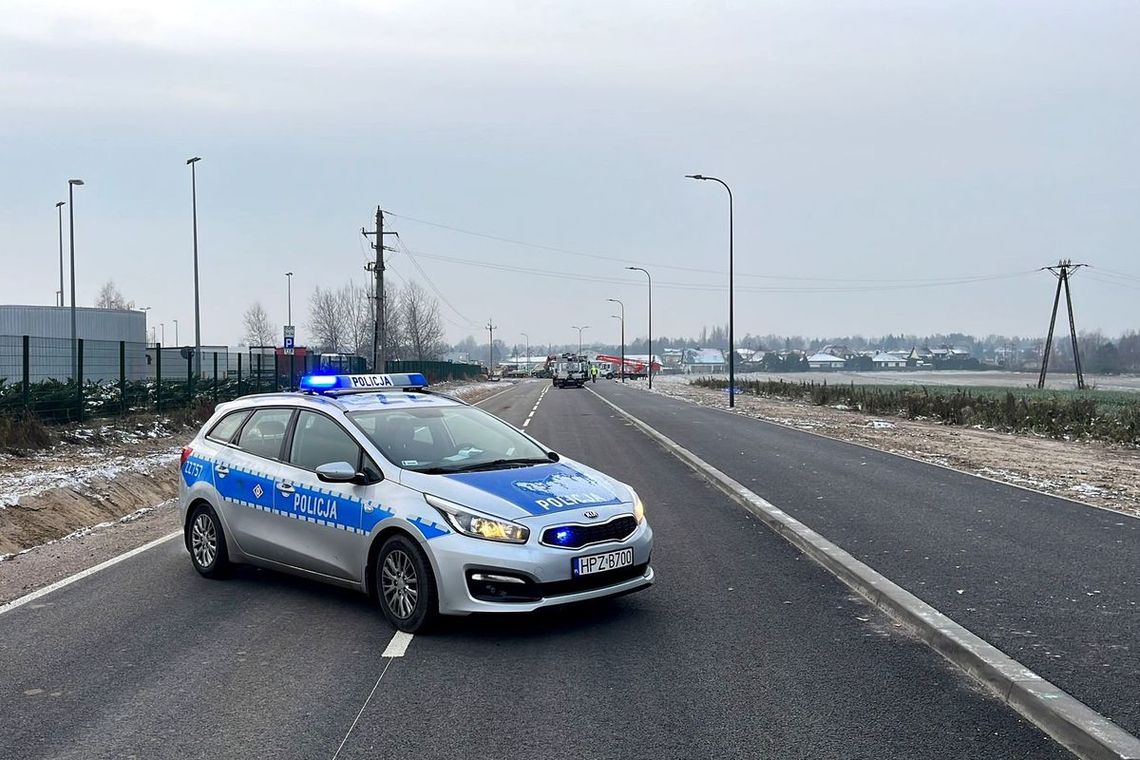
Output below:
[376,534,438,633]
[188,504,231,578]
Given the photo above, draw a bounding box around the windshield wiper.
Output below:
[433,457,552,474]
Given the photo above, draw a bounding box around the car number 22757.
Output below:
[574,547,634,576]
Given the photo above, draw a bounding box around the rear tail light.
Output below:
[181,447,193,466]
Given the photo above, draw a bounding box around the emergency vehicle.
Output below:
[178,373,653,632]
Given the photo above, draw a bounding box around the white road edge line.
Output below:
[587,386,1140,760]
[381,630,414,657]
[331,658,394,760]
[472,382,521,408]
[0,530,181,616]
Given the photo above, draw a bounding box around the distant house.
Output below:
[807,352,846,370]
[873,352,907,369]
[682,348,727,374]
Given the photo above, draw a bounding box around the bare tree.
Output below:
[382,282,404,361]
[341,281,375,360]
[95,281,133,309]
[242,302,277,347]
[400,280,444,361]
[307,286,347,352]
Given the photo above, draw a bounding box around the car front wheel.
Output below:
[376,534,438,633]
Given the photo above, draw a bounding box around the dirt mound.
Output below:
[0,461,179,556]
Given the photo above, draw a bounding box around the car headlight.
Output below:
[425,494,530,544]
[632,491,646,524]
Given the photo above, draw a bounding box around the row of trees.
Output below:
[239,279,445,362]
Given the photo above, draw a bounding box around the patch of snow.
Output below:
[0,449,180,508]
[866,419,896,429]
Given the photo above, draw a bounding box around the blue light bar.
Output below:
[298,373,429,393]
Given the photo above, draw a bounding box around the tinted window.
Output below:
[290,411,362,471]
[206,410,250,444]
[236,408,293,460]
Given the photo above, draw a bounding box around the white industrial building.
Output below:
[1,304,148,383]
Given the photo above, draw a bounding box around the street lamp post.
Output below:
[173,319,179,346]
[285,272,294,327]
[625,266,653,388]
[686,174,735,407]
[187,157,202,378]
[67,179,84,381]
[610,313,626,382]
[571,325,589,356]
[55,201,66,307]
[607,298,625,382]
[160,322,165,345]
[521,332,529,374]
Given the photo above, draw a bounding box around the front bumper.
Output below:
[430,520,653,615]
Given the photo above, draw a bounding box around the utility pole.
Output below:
[486,320,497,375]
[1037,259,1087,390]
[363,207,398,371]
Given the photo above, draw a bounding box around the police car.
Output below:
[178,373,653,632]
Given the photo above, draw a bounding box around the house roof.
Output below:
[807,352,846,363]
[685,348,726,364]
[873,353,902,362]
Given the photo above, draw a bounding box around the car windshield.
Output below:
[347,405,551,474]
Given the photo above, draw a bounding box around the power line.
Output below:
[403,245,1035,294]
[393,238,479,326]
[388,209,1038,285]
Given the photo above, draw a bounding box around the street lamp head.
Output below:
[55,201,66,208]
[68,179,84,186]
[187,157,202,165]
[685,174,706,181]
[285,271,293,277]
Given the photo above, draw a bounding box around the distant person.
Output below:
[591,364,598,383]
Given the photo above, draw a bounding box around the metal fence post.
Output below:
[21,335,30,412]
[274,352,281,392]
[76,338,84,422]
[213,351,219,404]
[186,350,193,407]
[156,344,162,414]
[119,340,126,416]
[237,353,243,397]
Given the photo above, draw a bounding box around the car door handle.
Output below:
[215,464,229,477]
[276,482,295,495]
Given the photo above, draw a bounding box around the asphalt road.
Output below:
[591,379,1140,736]
[0,380,1068,759]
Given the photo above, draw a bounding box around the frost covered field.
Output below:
[641,377,1140,518]
[658,370,1140,393]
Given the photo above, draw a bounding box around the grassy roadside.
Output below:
[691,378,1140,445]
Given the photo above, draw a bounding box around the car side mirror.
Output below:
[316,461,357,483]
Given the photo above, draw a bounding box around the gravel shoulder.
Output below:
[643,378,1140,518]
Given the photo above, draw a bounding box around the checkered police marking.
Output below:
[181,454,447,538]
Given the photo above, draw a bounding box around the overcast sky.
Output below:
[2,1,1138,350]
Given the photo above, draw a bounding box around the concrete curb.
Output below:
[589,388,1140,760]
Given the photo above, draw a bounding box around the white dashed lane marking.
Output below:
[382,630,414,658]
[521,385,550,429]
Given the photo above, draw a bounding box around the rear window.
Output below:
[206,410,250,444]
[236,408,293,461]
